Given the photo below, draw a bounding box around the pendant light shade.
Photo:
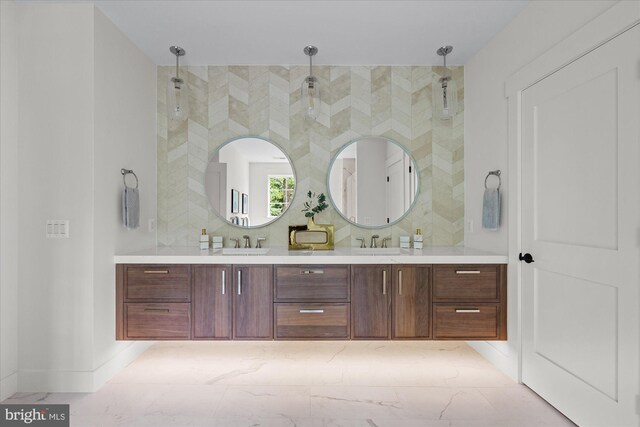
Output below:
[167,46,189,121]
[301,46,320,121]
[436,45,457,121]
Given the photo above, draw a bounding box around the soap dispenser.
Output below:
[413,228,423,250]
[200,228,209,250]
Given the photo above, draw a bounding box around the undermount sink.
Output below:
[221,248,270,255]
[352,247,403,255]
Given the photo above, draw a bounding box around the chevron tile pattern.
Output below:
[157,65,464,247]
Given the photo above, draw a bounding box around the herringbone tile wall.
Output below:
[157,65,463,247]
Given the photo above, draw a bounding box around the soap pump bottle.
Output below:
[200,228,209,250]
[413,228,423,250]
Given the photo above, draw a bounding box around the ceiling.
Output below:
[57,1,528,65]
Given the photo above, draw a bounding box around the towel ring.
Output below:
[484,170,501,190]
[121,168,139,189]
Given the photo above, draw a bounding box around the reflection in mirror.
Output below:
[328,136,418,228]
[205,137,296,228]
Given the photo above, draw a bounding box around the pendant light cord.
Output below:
[175,53,180,81]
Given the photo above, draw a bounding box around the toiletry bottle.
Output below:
[413,228,423,250]
[200,228,209,250]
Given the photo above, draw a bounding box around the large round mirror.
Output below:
[327,136,418,228]
[205,137,296,228]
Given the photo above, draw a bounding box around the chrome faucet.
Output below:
[256,237,266,248]
[381,237,391,248]
[356,238,366,248]
[243,235,251,248]
[370,235,379,248]
[230,238,240,248]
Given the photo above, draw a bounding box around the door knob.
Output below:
[519,253,534,263]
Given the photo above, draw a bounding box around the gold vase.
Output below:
[288,216,335,250]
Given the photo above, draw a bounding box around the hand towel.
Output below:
[122,186,140,229]
[482,188,500,230]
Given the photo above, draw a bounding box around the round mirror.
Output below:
[205,137,296,228]
[327,136,419,228]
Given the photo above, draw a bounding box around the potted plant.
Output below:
[302,191,329,226]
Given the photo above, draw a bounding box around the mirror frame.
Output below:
[206,135,298,229]
[326,136,420,229]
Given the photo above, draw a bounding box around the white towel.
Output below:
[482,188,500,230]
[122,186,140,229]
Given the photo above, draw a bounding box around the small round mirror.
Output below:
[327,136,419,228]
[205,137,296,228]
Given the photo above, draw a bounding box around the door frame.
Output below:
[504,1,640,383]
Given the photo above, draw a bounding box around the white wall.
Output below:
[0,0,20,401]
[219,144,249,220]
[15,3,156,393]
[464,0,617,379]
[356,139,387,225]
[92,7,156,381]
[18,2,96,389]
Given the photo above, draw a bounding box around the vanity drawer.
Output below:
[433,265,499,301]
[275,303,350,339]
[124,303,190,339]
[125,265,190,301]
[433,303,501,340]
[274,265,350,301]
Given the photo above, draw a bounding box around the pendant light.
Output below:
[167,45,189,121]
[435,45,458,121]
[301,45,320,121]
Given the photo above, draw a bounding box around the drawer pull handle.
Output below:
[144,308,170,313]
[398,270,403,295]
[299,309,324,314]
[221,270,226,295]
[237,270,242,295]
[382,270,387,295]
[301,269,324,274]
[456,270,481,274]
[455,309,481,313]
[143,270,169,274]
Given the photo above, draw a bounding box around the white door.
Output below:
[386,155,405,223]
[521,26,639,427]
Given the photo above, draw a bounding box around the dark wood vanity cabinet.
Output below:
[432,264,507,340]
[192,265,232,339]
[391,265,431,339]
[116,262,506,342]
[116,264,192,340]
[273,265,350,339]
[233,265,273,339]
[351,265,391,339]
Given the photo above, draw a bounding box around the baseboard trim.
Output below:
[468,341,518,381]
[18,342,152,393]
[92,341,152,390]
[0,372,18,401]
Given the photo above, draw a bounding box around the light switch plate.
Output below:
[46,220,69,238]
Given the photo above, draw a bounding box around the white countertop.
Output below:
[114,246,508,265]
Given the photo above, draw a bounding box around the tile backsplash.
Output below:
[157,65,463,247]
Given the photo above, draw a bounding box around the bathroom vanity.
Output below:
[115,247,507,342]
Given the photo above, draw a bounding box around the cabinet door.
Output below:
[351,265,390,339]
[192,265,232,339]
[233,265,273,339]
[392,265,431,339]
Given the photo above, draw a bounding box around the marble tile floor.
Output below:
[3,341,576,427]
